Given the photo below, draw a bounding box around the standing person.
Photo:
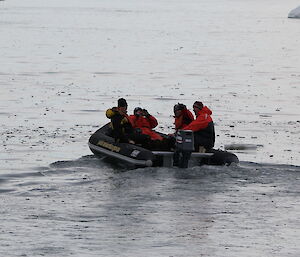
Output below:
[106,98,133,143]
[173,103,194,131]
[182,101,215,152]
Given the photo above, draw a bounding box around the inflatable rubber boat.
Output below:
[88,123,239,168]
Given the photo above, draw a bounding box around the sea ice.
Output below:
[288,6,300,18]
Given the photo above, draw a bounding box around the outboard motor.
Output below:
[173,130,194,168]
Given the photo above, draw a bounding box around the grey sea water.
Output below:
[1,0,300,256]
[1,156,299,257]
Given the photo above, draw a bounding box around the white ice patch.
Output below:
[288,6,300,18]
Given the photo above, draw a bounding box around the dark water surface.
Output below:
[1,157,299,256]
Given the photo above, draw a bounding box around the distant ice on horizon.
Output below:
[288,5,300,18]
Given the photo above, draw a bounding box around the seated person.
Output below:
[173,103,194,131]
[106,98,134,143]
[129,107,174,150]
[182,101,215,152]
[129,107,163,141]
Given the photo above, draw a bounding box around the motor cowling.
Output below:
[174,130,194,168]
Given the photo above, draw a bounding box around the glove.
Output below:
[135,128,142,134]
[143,109,150,117]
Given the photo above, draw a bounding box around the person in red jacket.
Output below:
[129,107,163,141]
[173,103,194,131]
[182,101,215,152]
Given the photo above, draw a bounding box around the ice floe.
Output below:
[288,6,300,18]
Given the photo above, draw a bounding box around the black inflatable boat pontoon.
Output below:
[88,124,239,168]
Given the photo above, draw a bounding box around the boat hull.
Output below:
[88,124,239,168]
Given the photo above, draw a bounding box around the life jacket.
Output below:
[182,106,215,150]
[174,109,194,130]
[106,107,133,142]
[129,115,163,141]
[129,114,158,129]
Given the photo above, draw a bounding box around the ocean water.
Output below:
[1,157,299,257]
[1,0,300,256]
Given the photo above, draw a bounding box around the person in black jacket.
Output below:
[106,98,133,143]
[106,98,150,145]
